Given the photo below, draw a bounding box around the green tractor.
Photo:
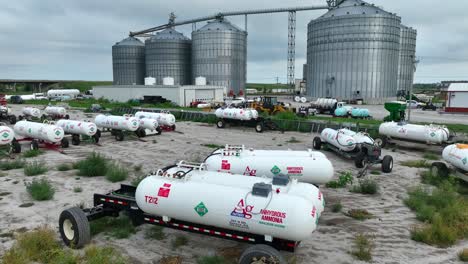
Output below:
[384,101,407,122]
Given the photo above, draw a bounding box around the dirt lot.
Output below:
[0,107,466,263]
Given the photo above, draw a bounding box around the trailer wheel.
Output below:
[65,114,70,120]
[374,136,387,149]
[381,155,393,173]
[9,115,16,125]
[61,138,69,148]
[155,126,162,135]
[313,137,322,150]
[171,125,176,131]
[12,140,21,153]
[216,120,225,129]
[30,140,39,150]
[92,134,100,144]
[255,122,264,133]
[115,131,124,141]
[18,115,23,121]
[354,153,367,168]
[136,128,146,138]
[430,162,449,178]
[239,244,286,264]
[41,114,47,121]
[59,207,90,248]
[71,135,81,146]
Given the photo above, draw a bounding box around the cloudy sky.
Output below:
[0,0,466,83]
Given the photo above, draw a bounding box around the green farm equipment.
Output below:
[384,101,407,122]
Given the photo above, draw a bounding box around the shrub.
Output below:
[197,256,227,264]
[22,149,44,158]
[172,235,188,249]
[345,209,373,220]
[90,214,136,239]
[133,164,142,172]
[401,160,430,168]
[423,153,439,161]
[459,248,468,262]
[350,233,374,262]
[370,170,381,175]
[350,178,379,195]
[201,143,224,149]
[326,171,353,188]
[83,245,127,264]
[286,137,301,143]
[331,202,343,213]
[73,187,82,193]
[75,152,107,177]
[56,163,72,171]
[145,226,165,240]
[26,178,55,201]
[105,162,128,182]
[0,159,25,170]
[24,161,48,176]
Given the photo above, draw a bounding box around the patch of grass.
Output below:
[405,182,468,247]
[459,248,468,262]
[370,170,381,175]
[197,256,227,264]
[350,178,379,195]
[0,159,25,170]
[133,164,142,172]
[131,175,146,187]
[331,202,343,213]
[172,235,188,249]
[350,233,374,262]
[401,160,430,168]
[285,136,301,143]
[160,256,183,264]
[26,178,54,201]
[83,245,127,264]
[345,209,373,220]
[73,187,82,193]
[326,171,353,188]
[56,163,72,171]
[105,162,128,182]
[24,161,48,176]
[90,214,136,239]
[423,153,439,161]
[22,149,44,158]
[145,226,165,240]
[201,143,224,149]
[75,152,107,177]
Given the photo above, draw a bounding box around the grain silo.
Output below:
[397,25,417,93]
[145,28,192,85]
[112,37,146,85]
[306,0,401,103]
[192,18,247,95]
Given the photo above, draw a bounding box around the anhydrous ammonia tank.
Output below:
[135,111,176,127]
[204,146,333,184]
[334,107,348,117]
[45,106,67,116]
[56,120,97,136]
[379,122,450,144]
[215,108,259,121]
[138,118,159,130]
[351,108,370,118]
[0,126,14,145]
[321,128,374,152]
[14,121,64,143]
[442,144,468,172]
[136,170,322,241]
[94,114,139,131]
[314,98,337,109]
[22,107,41,118]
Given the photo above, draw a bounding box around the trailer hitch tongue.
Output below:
[357,164,369,178]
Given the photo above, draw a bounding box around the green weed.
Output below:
[326,171,354,188]
[26,178,54,201]
[24,161,48,176]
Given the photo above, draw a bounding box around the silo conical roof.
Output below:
[114,36,144,46]
[148,28,190,41]
[319,0,393,19]
[196,18,245,33]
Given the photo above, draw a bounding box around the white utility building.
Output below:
[92,84,224,107]
[446,83,468,113]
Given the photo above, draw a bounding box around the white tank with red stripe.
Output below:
[443,144,468,172]
[138,118,159,130]
[56,119,97,136]
[44,106,67,116]
[320,128,374,152]
[204,145,333,184]
[215,108,259,121]
[135,111,176,127]
[94,114,139,131]
[22,107,41,118]
[379,122,450,144]
[0,125,14,145]
[13,120,64,143]
[136,162,323,242]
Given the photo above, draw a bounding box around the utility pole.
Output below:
[407,56,420,122]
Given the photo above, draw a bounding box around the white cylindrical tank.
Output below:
[135,111,176,127]
[195,76,207,86]
[56,119,97,136]
[45,106,67,116]
[314,98,337,109]
[300,97,307,103]
[145,77,156,85]
[94,114,139,131]
[22,107,41,118]
[136,170,322,242]
[321,128,359,152]
[163,77,175,85]
[138,118,159,130]
[197,103,211,108]
[379,122,450,144]
[294,96,301,102]
[442,144,468,172]
[46,89,80,98]
[14,120,64,143]
[215,108,259,121]
[0,126,14,145]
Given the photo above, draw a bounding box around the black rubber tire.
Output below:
[71,135,81,146]
[374,136,387,149]
[313,137,322,150]
[430,162,449,178]
[9,115,16,125]
[59,207,91,249]
[354,153,367,169]
[155,126,162,135]
[61,138,69,148]
[171,125,176,131]
[216,120,225,129]
[381,155,393,173]
[255,122,264,133]
[12,140,21,153]
[18,115,23,121]
[30,140,39,150]
[136,128,146,138]
[41,114,47,121]
[95,129,101,139]
[92,134,100,144]
[65,114,70,120]
[115,131,124,141]
[239,244,286,264]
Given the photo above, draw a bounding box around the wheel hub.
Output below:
[63,219,75,241]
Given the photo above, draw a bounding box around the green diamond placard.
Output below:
[55,130,61,136]
[194,202,208,217]
[463,157,467,165]
[271,165,281,175]
[2,132,9,138]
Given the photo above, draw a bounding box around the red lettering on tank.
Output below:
[221,160,231,170]
[311,206,316,218]
[243,166,256,176]
[286,166,303,174]
[145,195,159,204]
[259,209,287,223]
[158,183,171,198]
[231,199,253,219]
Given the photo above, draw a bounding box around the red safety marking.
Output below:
[287,242,296,248]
